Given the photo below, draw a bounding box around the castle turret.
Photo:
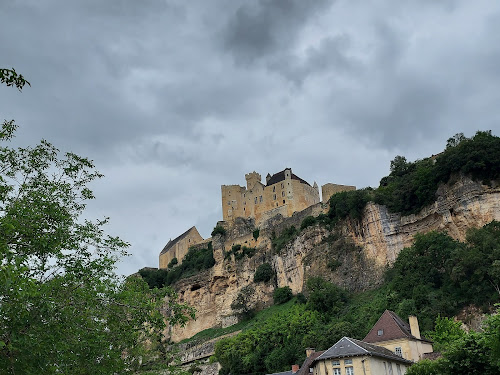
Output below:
[245,171,261,190]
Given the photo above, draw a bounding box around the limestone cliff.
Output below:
[168,177,500,342]
[348,176,500,265]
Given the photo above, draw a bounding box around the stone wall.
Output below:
[321,183,356,202]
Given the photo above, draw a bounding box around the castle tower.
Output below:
[245,171,261,190]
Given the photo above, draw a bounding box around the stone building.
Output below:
[221,168,321,225]
[159,226,204,269]
[363,310,434,362]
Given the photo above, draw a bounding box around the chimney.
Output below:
[292,365,300,373]
[409,316,421,339]
[305,348,315,357]
[266,173,272,184]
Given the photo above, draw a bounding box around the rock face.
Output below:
[350,177,500,265]
[168,177,500,342]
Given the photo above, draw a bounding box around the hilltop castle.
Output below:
[159,168,355,269]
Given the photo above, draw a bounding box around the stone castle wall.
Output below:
[322,183,356,202]
[221,169,321,225]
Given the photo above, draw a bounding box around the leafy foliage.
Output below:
[253,263,274,283]
[328,189,373,222]
[374,131,500,215]
[140,242,215,288]
[407,310,500,375]
[215,305,322,375]
[225,244,256,260]
[253,228,260,240]
[305,277,349,316]
[0,104,193,372]
[211,225,226,237]
[273,286,293,305]
[231,285,256,321]
[0,68,30,91]
[386,223,500,330]
[424,316,466,352]
[168,257,178,268]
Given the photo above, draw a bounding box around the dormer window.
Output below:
[395,347,402,357]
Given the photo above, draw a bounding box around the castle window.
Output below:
[273,186,276,192]
[281,183,284,188]
[345,367,354,375]
[344,359,353,365]
[260,196,263,202]
[283,200,285,204]
[282,191,285,197]
[254,197,258,204]
[273,194,276,200]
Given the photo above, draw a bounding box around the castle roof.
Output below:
[315,337,412,365]
[363,310,431,344]
[266,168,311,187]
[160,226,197,256]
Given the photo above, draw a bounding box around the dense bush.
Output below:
[225,244,256,260]
[167,257,178,268]
[386,222,500,330]
[374,131,500,215]
[273,287,293,305]
[215,305,323,375]
[407,309,500,374]
[253,263,274,283]
[211,225,227,237]
[140,242,215,288]
[305,277,349,316]
[328,188,373,222]
[253,228,260,240]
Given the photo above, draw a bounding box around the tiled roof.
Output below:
[266,168,311,187]
[315,337,412,365]
[363,310,431,344]
[160,226,196,256]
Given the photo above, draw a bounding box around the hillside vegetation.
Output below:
[214,222,500,375]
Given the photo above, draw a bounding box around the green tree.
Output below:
[0,72,194,374]
[425,316,465,352]
[273,286,293,305]
[305,277,348,316]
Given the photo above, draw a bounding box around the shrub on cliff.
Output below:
[254,263,274,283]
[211,225,226,237]
[140,242,215,288]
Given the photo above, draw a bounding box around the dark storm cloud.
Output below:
[2,0,500,275]
[267,34,361,86]
[222,0,333,64]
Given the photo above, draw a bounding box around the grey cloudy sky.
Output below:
[1,0,500,276]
